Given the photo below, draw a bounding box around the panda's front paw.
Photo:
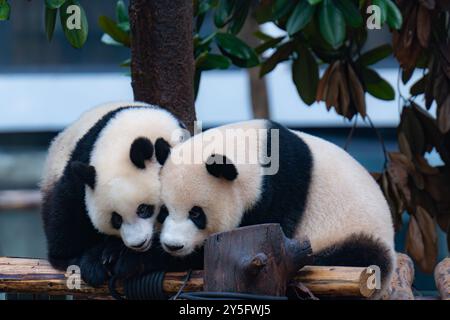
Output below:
[101,237,126,271]
[111,249,144,280]
[78,246,109,287]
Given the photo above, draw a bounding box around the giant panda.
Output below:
[41,102,187,286]
[157,119,396,299]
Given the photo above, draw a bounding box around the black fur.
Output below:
[41,105,183,286]
[205,154,238,181]
[239,121,313,238]
[70,161,96,189]
[155,137,171,165]
[313,233,393,283]
[130,137,154,169]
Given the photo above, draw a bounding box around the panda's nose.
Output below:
[164,243,184,252]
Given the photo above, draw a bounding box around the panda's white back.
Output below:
[291,131,395,255]
[40,101,149,192]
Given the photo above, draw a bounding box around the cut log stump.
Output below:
[204,224,313,296]
[434,258,450,300]
[384,253,415,300]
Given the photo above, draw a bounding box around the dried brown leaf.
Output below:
[438,96,450,134]
[347,64,366,118]
[417,5,431,48]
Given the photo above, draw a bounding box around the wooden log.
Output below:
[294,266,374,298]
[204,224,313,296]
[384,253,415,300]
[434,258,450,300]
[0,190,41,211]
[0,257,374,299]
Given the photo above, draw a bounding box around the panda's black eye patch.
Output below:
[157,205,169,224]
[189,206,206,230]
[137,204,154,219]
[111,212,123,229]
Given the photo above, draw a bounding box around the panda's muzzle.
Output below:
[130,240,147,249]
[164,243,184,252]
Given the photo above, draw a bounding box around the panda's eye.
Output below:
[189,206,206,230]
[111,212,122,229]
[157,205,169,224]
[137,204,154,219]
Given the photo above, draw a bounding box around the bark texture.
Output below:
[129,0,196,132]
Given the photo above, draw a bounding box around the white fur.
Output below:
[86,107,185,248]
[159,120,396,298]
[40,101,149,193]
[41,102,185,250]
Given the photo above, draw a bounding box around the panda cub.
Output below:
[41,102,186,286]
[157,120,396,298]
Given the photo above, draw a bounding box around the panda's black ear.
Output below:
[71,161,96,189]
[130,137,154,169]
[205,154,238,181]
[155,138,171,165]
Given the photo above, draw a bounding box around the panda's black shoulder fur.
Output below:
[42,105,157,268]
[239,120,313,238]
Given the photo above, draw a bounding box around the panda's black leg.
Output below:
[77,244,110,287]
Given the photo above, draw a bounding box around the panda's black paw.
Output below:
[101,237,126,271]
[111,249,145,280]
[78,246,109,287]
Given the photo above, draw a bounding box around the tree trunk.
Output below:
[239,7,270,119]
[129,0,196,133]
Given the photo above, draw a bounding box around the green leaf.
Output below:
[357,44,392,66]
[117,21,130,33]
[292,45,319,105]
[215,32,259,67]
[260,41,294,77]
[319,0,345,49]
[0,0,10,21]
[116,0,128,24]
[60,0,88,49]
[46,0,66,9]
[334,0,363,28]
[307,0,322,4]
[253,30,275,42]
[286,1,315,36]
[273,0,297,20]
[228,0,250,35]
[45,7,58,41]
[214,0,234,28]
[372,0,387,24]
[255,36,284,55]
[196,53,231,71]
[410,74,428,96]
[98,15,130,47]
[385,0,403,29]
[362,68,395,100]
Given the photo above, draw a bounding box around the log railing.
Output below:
[0,253,431,300]
[0,257,377,299]
[0,190,40,211]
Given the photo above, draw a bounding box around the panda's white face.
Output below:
[158,144,263,257]
[72,107,187,251]
[86,172,161,252]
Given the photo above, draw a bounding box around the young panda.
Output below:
[41,102,186,286]
[157,120,396,299]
